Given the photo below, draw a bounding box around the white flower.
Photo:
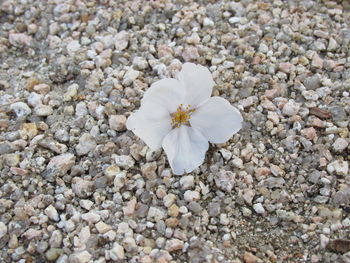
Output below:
[127,63,243,175]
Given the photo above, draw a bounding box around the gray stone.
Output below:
[76,133,96,156]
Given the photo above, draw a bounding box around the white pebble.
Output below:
[253,203,266,214]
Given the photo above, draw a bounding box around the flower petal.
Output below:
[178,63,215,107]
[126,102,172,150]
[190,96,243,144]
[142,78,185,113]
[162,125,209,175]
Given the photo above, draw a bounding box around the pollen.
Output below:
[171,104,195,128]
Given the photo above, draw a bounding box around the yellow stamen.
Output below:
[171,104,195,128]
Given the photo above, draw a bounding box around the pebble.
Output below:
[27,92,43,106]
[69,251,91,263]
[76,133,97,155]
[115,31,129,51]
[165,239,184,252]
[66,40,81,56]
[45,205,59,221]
[95,221,112,234]
[109,243,125,260]
[332,138,348,152]
[109,115,127,131]
[46,248,63,261]
[163,193,176,208]
[133,56,148,70]
[327,160,349,176]
[303,75,321,90]
[253,203,266,214]
[282,100,300,116]
[10,102,32,118]
[0,222,7,238]
[184,190,200,202]
[81,212,101,223]
[123,68,139,86]
[9,32,32,47]
[46,153,75,174]
[244,252,262,263]
[115,155,135,169]
[34,105,53,116]
[180,175,194,190]
[80,199,94,210]
[49,230,62,248]
[33,83,50,94]
[72,177,95,198]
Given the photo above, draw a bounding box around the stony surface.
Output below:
[0,0,349,263]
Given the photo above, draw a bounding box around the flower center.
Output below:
[171,104,195,128]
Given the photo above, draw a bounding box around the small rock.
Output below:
[10,102,32,119]
[328,37,338,51]
[0,222,7,238]
[23,228,41,240]
[80,199,94,210]
[258,43,268,53]
[203,17,214,27]
[163,193,176,208]
[69,251,91,263]
[244,252,261,263]
[279,62,295,74]
[3,153,20,166]
[66,40,81,56]
[184,190,200,202]
[79,226,90,245]
[49,230,62,248]
[332,138,348,152]
[165,238,184,252]
[180,175,194,190]
[109,115,127,131]
[253,203,266,214]
[312,53,323,69]
[81,212,100,223]
[115,155,135,169]
[27,92,43,107]
[46,248,63,261]
[123,198,137,216]
[327,160,349,176]
[72,177,95,198]
[243,189,255,205]
[95,221,112,234]
[282,100,300,116]
[33,83,50,94]
[303,75,321,90]
[109,243,125,260]
[115,31,129,51]
[39,137,67,154]
[34,105,53,116]
[0,141,14,155]
[46,153,75,175]
[122,68,139,86]
[147,206,166,221]
[208,202,220,217]
[21,123,38,139]
[133,56,148,70]
[45,205,59,221]
[9,32,32,47]
[182,46,199,62]
[76,133,96,156]
[220,213,230,225]
[214,170,235,192]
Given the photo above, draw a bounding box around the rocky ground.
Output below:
[0,0,349,262]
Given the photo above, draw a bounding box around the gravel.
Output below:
[0,0,349,262]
